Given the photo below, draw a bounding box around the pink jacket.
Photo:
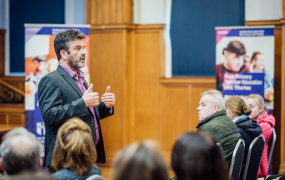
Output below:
[257,112,276,178]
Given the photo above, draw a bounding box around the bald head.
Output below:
[0,128,42,175]
[8,136,39,155]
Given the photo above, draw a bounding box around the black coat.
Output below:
[235,115,262,179]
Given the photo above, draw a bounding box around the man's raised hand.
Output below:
[82,83,100,107]
[101,86,115,108]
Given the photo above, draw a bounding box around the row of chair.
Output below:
[229,127,276,180]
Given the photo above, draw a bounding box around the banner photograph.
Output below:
[24,24,90,157]
[215,26,274,113]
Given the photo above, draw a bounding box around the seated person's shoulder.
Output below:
[52,169,76,180]
[90,165,101,175]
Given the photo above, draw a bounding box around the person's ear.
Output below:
[224,49,228,57]
[60,50,68,60]
[213,104,219,113]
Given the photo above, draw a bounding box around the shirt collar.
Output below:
[60,64,85,79]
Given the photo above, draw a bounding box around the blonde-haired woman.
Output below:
[51,118,101,180]
[113,140,168,180]
[226,96,262,179]
[245,94,276,178]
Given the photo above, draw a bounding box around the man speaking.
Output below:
[38,29,115,170]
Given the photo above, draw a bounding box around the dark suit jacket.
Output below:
[38,65,114,167]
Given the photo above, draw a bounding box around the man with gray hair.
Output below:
[196,90,240,167]
[0,127,43,176]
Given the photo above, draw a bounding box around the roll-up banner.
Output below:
[215,26,274,114]
[24,24,90,157]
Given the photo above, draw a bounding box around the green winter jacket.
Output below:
[196,110,241,167]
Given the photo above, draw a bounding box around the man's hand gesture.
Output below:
[101,86,115,108]
[82,83,100,107]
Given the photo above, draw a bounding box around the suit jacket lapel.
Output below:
[57,65,83,96]
[83,80,89,89]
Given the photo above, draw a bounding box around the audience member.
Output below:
[246,94,276,178]
[51,117,101,180]
[171,132,229,180]
[196,89,241,166]
[0,127,42,176]
[113,140,168,180]
[225,96,262,179]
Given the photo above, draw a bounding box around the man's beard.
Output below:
[67,55,85,71]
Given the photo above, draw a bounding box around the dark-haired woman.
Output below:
[171,132,229,180]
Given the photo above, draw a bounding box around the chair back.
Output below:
[242,135,265,180]
[85,175,106,180]
[267,127,276,173]
[229,139,245,180]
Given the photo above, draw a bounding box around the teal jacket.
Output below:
[196,110,241,166]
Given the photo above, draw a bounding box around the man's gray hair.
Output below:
[201,90,225,110]
[0,127,42,175]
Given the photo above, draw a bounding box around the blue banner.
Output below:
[223,73,264,99]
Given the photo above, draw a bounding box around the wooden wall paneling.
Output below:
[0,29,5,76]
[114,0,122,24]
[159,78,216,165]
[89,28,127,164]
[0,104,25,126]
[280,24,285,174]
[123,0,133,25]
[0,77,25,92]
[273,26,282,174]
[0,114,7,123]
[245,20,281,26]
[8,115,24,125]
[133,25,164,142]
[124,29,135,145]
[159,79,216,134]
[0,79,24,104]
[160,85,190,152]
[159,78,216,134]
[279,2,285,174]
[86,0,132,25]
[86,0,93,25]
[283,0,285,19]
